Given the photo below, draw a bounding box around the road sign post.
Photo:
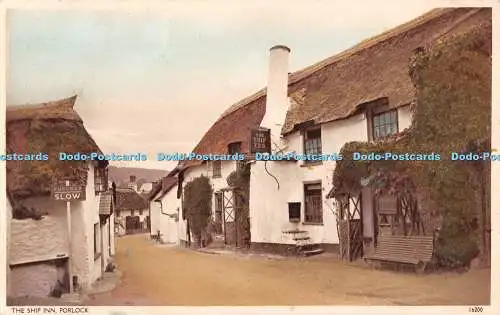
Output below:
[52,180,85,293]
[65,180,73,293]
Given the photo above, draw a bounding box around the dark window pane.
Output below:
[379,114,385,124]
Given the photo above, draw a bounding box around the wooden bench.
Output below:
[364,235,434,273]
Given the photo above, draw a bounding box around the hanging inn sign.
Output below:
[250,128,271,153]
[51,179,86,201]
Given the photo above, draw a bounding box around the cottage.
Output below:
[148,176,180,243]
[114,186,149,236]
[159,8,491,256]
[6,96,115,298]
[139,182,154,194]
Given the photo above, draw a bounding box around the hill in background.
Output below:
[108,166,168,188]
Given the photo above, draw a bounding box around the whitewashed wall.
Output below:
[83,163,104,287]
[250,107,412,246]
[9,197,70,265]
[109,212,116,255]
[150,198,161,237]
[157,188,180,244]
[10,263,66,298]
[8,163,106,297]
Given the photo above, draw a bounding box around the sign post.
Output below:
[52,180,85,293]
[65,180,73,293]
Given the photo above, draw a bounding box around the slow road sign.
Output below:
[52,183,86,201]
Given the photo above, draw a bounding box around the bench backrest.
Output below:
[376,235,434,261]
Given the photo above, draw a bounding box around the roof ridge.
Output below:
[7,95,77,110]
[215,8,463,121]
[6,95,81,123]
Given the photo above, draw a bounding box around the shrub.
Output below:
[183,175,213,247]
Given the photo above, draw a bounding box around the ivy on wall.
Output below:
[332,23,491,267]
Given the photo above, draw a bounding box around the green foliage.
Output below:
[226,164,251,246]
[183,175,213,246]
[332,24,491,267]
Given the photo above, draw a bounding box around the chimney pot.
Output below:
[270,45,291,53]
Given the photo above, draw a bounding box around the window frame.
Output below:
[212,160,222,178]
[303,182,323,224]
[94,167,108,195]
[93,223,101,260]
[303,127,322,165]
[371,109,398,140]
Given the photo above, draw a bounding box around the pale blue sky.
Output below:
[7,1,435,170]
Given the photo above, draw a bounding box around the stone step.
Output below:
[295,238,312,247]
[301,248,324,257]
[60,292,83,304]
[282,230,308,234]
[293,236,310,241]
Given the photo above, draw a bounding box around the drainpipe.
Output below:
[155,199,176,218]
[100,220,105,278]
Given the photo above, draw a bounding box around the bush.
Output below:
[183,175,213,247]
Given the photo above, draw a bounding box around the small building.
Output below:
[114,187,149,236]
[6,96,115,298]
[139,182,154,194]
[148,176,179,243]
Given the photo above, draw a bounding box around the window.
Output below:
[304,183,323,223]
[288,202,301,222]
[93,223,100,260]
[94,167,108,194]
[373,110,398,140]
[228,142,242,154]
[303,128,322,163]
[131,209,135,216]
[214,193,223,234]
[212,160,221,178]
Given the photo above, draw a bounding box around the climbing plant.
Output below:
[226,163,251,247]
[332,23,491,267]
[182,175,213,247]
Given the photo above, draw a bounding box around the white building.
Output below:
[139,182,154,194]
[6,96,115,298]
[154,8,490,255]
[114,187,149,236]
[148,176,180,244]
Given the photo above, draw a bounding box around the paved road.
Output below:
[86,234,490,306]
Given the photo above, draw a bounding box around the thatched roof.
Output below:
[115,188,149,211]
[6,95,106,199]
[179,7,490,170]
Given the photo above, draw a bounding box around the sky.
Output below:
[6,0,439,170]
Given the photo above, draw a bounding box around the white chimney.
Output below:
[261,45,290,153]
